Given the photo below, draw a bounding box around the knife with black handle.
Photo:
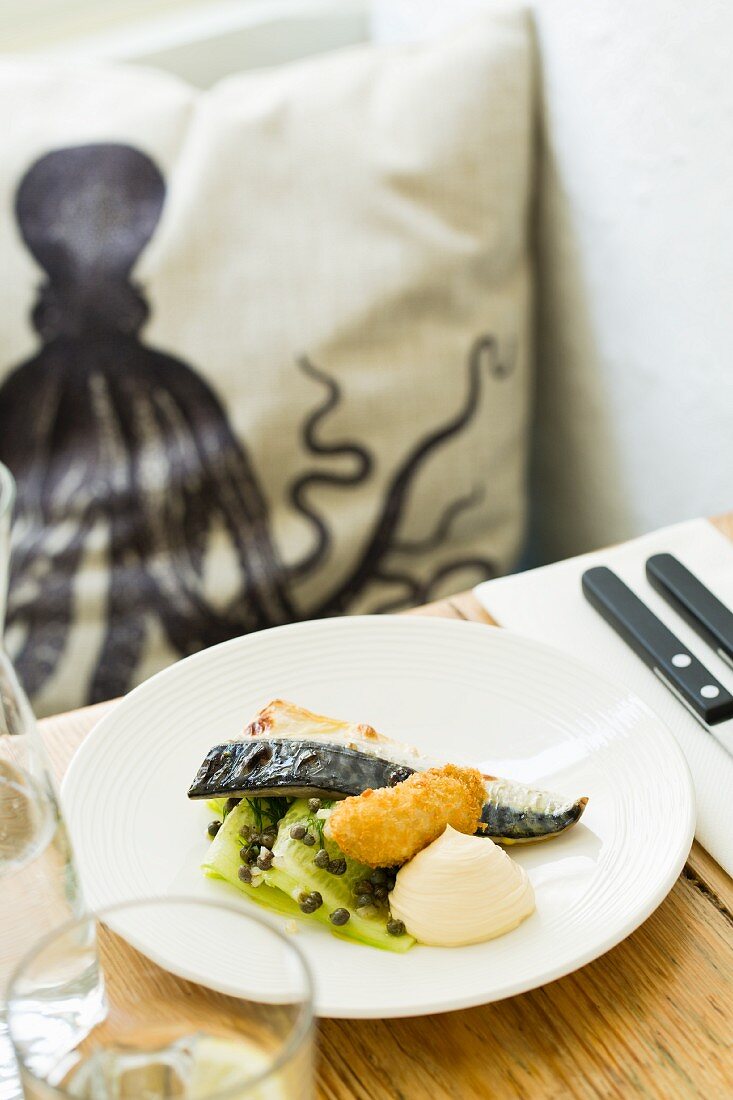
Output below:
[581,565,733,755]
[646,552,733,672]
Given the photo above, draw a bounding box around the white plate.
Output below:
[62,616,695,1018]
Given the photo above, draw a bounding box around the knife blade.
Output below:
[646,552,733,672]
[581,565,733,756]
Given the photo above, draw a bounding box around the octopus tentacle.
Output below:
[77,369,149,702]
[89,507,148,703]
[8,512,98,698]
[364,569,426,614]
[126,348,297,630]
[146,384,212,580]
[1,360,75,586]
[287,356,373,580]
[422,557,496,602]
[314,335,497,616]
[107,364,266,648]
[391,485,485,553]
[2,357,106,697]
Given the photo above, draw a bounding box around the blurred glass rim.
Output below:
[0,462,15,520]
[7,894,315,1100]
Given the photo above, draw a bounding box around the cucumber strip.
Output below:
[202,799,299,916]
[267,800,414,953]
[202,866,302,918]
[265,864,413,953]
[201,797,414,952]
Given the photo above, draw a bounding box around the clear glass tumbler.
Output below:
[7,897,314,1100]
[0,463,85,1100]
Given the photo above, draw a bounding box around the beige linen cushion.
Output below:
[0,13,532,715]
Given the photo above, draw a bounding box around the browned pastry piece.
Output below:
[327,763,486,868]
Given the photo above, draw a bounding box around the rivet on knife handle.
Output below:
[646,552,733,671]
[581,566,733,727]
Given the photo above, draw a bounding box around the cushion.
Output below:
[0,14,533,715]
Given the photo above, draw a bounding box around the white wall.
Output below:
[374,0,733,563]
[528,0,733,561]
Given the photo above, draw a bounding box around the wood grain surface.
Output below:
[38,519,733,1099]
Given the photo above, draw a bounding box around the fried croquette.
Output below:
[326,763,486,867]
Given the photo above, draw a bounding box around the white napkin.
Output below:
[474,518,733,877]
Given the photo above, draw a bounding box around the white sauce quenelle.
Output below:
[388,826,535,947]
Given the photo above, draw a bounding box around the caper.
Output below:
[302,832,316,847]
[314,848,330,869]
[329,908,350,926]
[224,797,241,815]
[354,879,373,895]
[256,849,274,870]
[207,820,221,837]
[298,892,319,914]
[370,869,388,885]
[245,847,258,865]
[355,893,373,909]
[238,865,252,884]
[328,858,347,876]
[308,798,321,813]
[387,919,406,937]
[239,846,250,861]
[310,891,323,910]
[373,885,388,901]
[261,830,278,849]
[289,824,307,840]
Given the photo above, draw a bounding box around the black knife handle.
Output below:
[646,553,733,668]
[581,566,733,726]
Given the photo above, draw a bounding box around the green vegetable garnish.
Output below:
[202,797,413,952]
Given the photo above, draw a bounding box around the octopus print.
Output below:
[0,142,510,705]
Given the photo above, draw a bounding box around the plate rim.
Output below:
[61,615,696,1017]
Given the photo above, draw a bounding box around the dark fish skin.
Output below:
[479,799,587,841]
[189,735,588,843]
[187,738,414,801]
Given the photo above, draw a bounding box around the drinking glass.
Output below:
[7,897,314,1100]
[0,462,85,1100]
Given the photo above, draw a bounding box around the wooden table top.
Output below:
[39,515,733,1098]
